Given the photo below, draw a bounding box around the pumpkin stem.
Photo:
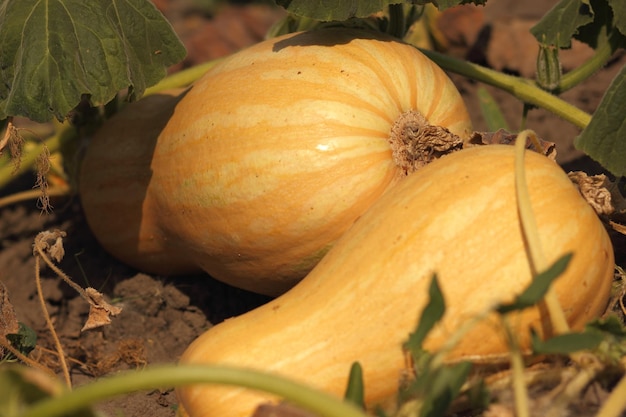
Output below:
[514,130,571,336]
[388,110,463,175]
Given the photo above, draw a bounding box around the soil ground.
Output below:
[1,1,625,416]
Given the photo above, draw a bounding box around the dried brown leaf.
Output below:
[567,172,626,237]
[568,172,614,216]
[33,230,66,263]
[81,287,122,332]
[467,129,557,159]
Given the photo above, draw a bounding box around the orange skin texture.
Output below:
[80,28,472,296]
[149,28,473,295]
[79,90,195,274]
[177,145,614,417]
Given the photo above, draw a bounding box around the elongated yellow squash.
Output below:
[177,145,614,417]
[79,27,473,296]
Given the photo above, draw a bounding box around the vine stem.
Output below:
[502,317,530,417]
[144,59,221,96]
[21,364,367,417]
[514,130,570,335]
[386,4,406,39]
[557,29,622,93]
[419,48,592,129]
[0,185,69,209]
[34,234,89,302]
[34,255,71,389]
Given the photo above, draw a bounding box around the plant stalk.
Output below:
[514,130,570,335]
[144,59,222,96]
[503,318,530,417]
[21,365,368,417]
[557,29,622,93]
[386,4,406,39]
[0,185,70,210]
[34,256,71,388]
[419,49,592,129]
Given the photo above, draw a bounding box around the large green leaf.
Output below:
[608,0,626,34]
[607,0,626,35]
[433,0,488,9]
[532,0,626,48]
[273,0,481,21]
[574,0,626,49]
[0,0,186,123]
[575,64,626,176]
[274,0,404,21]
[530,0,594,48]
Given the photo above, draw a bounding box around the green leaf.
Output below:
[399,351,472,417]
[0,0,186,122]
[343,362,365,409]
[496,253,572,315]
[574,0,622,49]
[477,87,510,131]
[607,0,626,34]
[273,1,487,19]
[530,0,594,48]
[274,0,404,21]
[531,329,604,354]
[574,64,626,176]
[405,275,445,351]
[5,322,38,357]
[586,315,626,336]
[584,316,626,363]
[419,362,472,417]
[432,0,488,9]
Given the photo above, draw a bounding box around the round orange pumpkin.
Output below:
[80,28,473,295]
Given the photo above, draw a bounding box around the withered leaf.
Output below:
[568,172,614,216]
[467,129,557,160]
[81,287,122,332]
[33,230,66,263]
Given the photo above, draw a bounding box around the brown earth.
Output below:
[1,1,624,416]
